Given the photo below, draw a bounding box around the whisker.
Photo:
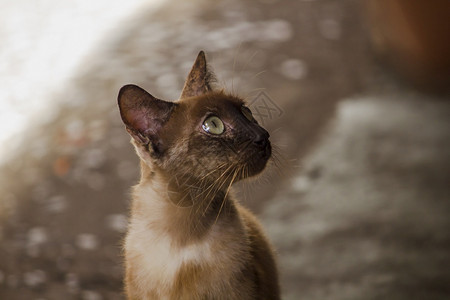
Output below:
[186,163,231,231]
[214,164,240,224]
[231,43,243,96]
[270,127,284,135]
[198,167,235,228]
[193,163,235,227]
[240,50,259,75]
[251,70,267,79]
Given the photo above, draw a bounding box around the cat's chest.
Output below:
[125,222,213,290]
[125,184,249,297]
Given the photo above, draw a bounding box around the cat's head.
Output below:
[118,51,271,186]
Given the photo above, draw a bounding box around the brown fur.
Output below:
[118,51,280,299]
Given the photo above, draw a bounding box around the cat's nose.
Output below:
[253,129,270,148]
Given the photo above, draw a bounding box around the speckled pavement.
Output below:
[1,0,449,299]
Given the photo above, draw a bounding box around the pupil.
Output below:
[212,120,217,127]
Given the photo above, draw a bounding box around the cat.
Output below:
[118,51,280,300]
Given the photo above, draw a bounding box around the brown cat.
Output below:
[118,51,280,300]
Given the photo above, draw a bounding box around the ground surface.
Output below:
[1,0,449,299]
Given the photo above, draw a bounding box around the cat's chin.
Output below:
[246,163,267,178]
[243,146,271,178]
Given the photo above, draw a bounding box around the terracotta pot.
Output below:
[367,0,450,92]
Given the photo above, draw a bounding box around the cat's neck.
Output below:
[131,160,238,247]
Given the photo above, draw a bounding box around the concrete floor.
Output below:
[1,0,449,299]
[265,93,450,299]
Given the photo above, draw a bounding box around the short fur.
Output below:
[118,51,280,300]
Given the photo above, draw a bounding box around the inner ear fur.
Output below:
[179,50,216,99]
[118,84,175,153]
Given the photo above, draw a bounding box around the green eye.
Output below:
[202,116,224,135]
[241,106,255,122]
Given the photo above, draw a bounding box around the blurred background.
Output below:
[0,0,449,299]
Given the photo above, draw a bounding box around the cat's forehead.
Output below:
[179,92,244,116]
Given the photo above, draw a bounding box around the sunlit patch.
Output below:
[23,270,47,288]
[76,233,99,250]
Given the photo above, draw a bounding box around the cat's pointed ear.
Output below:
[118,84,175,154]
[179,51,215,99]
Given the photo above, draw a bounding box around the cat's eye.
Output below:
[202,116,224,135]
[241,106,255,122]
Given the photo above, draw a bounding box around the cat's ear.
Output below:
[179,51,215,99]
[118,84,175,154]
